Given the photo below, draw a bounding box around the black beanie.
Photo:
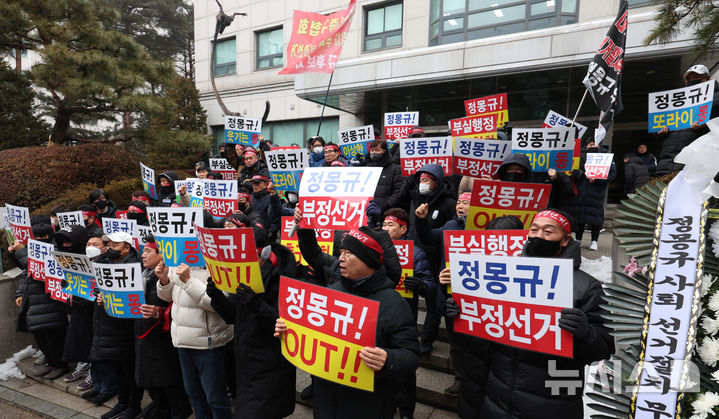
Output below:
[339,226,383,270]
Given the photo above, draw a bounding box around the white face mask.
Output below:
[419,183,432,196]
[86,246,102,259]
[287,194,298,204]
[313,146,323,154]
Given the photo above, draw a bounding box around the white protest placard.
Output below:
[338,125,374,158]
[298,167,383,230]
[184,178,204,208]
[5,204,33,243]
[202,178,237,219]
[209,158,237,180]
[93,262,145,319]
[542,110,588,139]
[27,238,53,282]
[146,207,204,267]
[648,80,715,133]
[140,162,157,199]
[449,253,574,357]
[224,115,263,147]
[511,127,575,172]
[102,217,138,239]
[453,137,511,178]
[265,146,309,192]
[57,211,84,230]
[384,111,419,142]
[399,136,453,176]
[584,153,614,180]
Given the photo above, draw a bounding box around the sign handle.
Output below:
[317,71,335,136]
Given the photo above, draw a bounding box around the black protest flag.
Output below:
[582,0,628,144]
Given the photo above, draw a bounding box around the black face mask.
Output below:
[159,185,172,195]
[238,203,248,212]
[687,79,704,87]
[38,237,54,244]
[503,171,525,182]
[586,147,599,153]
[58,244,74,253]
[106,248,123,261]
[525,236,563,257]
[95,200,108,209]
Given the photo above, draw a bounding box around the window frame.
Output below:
[429,0,580,46]
[255,26,284,71]
[363,1,404,52]
[212,36,237,77]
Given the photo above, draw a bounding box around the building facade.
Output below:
[194,0,717,201]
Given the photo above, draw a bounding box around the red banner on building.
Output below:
[278,0,357,75]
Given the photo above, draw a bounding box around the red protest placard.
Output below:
[393,240,414,298]
[278,1,356,75]
[278,276,379,391]
[464,93,508,117]
[443,230,529,263]
[467,179,551,230]
[195,225,263,294]
[449,113,498,138]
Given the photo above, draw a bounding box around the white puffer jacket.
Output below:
[157,267,233,350]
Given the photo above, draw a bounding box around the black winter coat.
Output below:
[656,80,719,175]
[463,239,614,418]
[407,172,458,275]
[250,190,281,239]
[624,156,650,195]
[313,266,420,419]
[239,160,271,190]
[576,149,616,226]
[156,171,179,206]
[359,152,404,212]
[90,250,140,361]
[13,248,68,333]
[297,227,402,287]
[95,200,118,221]
[135,270,183,387]
[62,298,94,362]
[209,244,297,418]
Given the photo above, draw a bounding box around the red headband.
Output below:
[238,192,251,200]
[134,196,150,203]
[145,242,158,250]
[244,148,257,156]
[128,205,145,214]
[458,192,471,201]
[420,172,435,180]
[82,210,97,217]
[384,215,407,226]
[346,229,384,255]
[228,218,246,228]
[324,144,340,152]
[534,210,571,235]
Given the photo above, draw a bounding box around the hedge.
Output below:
[0,144,139,211]
[34,177,143,216]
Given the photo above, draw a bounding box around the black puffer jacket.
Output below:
[95,200,118,221]
[13,248,68,333]
[250,190,282,239]
[135,269,183,387]
[312,266,420,419]
[209,243,297,418]
[156,171,179,206]
[297,226,402,287]
[407,164,458,275]
[655,80,719,175]
[624,156,650,195]
[576,147,616,226]
[90,249,140,361]
[239,160,271,190]
[357,151,404,212]
[468,239,614,418]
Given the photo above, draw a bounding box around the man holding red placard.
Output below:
[275,226,419,418]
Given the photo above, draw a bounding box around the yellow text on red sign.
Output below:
[206,259,263,294]
[281,319,374,392]
[395,268,414,299]
[467,207,537,230]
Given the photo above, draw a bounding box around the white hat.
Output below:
[102,231,134,246]
[684,64,710,80]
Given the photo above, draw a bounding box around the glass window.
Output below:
[213,37,236,77]
[429,0,579,45]
[256,27,283,70]
[261,117,340,147]
[364,2,403,52]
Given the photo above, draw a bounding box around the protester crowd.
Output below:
[7,64,716,419]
